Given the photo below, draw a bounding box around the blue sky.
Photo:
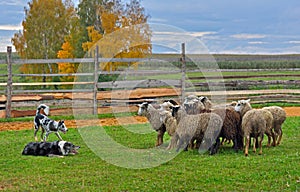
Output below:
[1,0,300,54]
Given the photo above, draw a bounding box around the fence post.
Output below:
[181,43,186,103]
[6,46,12,118]
[93,46,99,115]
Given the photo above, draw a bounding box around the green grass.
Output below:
[0,117,299,191]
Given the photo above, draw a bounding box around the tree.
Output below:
[11,0,75,81]
[77,0,108,33]
[82,0,152,71]
[57,14,85,85]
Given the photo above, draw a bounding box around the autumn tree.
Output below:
[82,0,152,71]
[11,0,75,82]
[77,0,108,33]
[57,14,85,84]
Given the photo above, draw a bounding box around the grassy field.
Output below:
[0,116,299,191]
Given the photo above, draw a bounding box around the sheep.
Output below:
[234,99,275,156]
[199,96,213,110]
[183,96,243,154]
[159,100,178,112]
[262,106,286,146]
[168,106,223,154]
[137,102,166,146]
[210,107,243,154]
[159,110,177,137]
[137,101,177,146]
[183,95,206,114]
[159,110,178,150]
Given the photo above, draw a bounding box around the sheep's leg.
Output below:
[233,136,238,152]
[183,143,189,151]
[221,137,226,145]
[189,138,195,149]
[266,134,271,147]
[210,138,220,155]
[266,129,276,147]
[259,135,264,155]
[271,130,276,147]
[244,136,250,156]
[176,138,184,152]
[276,126,283,146]
[252,137,256,153]
[167,134,178,150]
[156,129,165,146]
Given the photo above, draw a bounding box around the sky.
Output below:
[1,0,300,54]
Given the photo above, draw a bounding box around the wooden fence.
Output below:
[1,44,300,118]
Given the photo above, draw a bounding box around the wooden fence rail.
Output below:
[1,44,300,118]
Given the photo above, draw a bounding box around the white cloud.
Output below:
[0,24,22,31]
[189,31,217,37]
[248,41,267,45]
[287,40,300,44]
[231,33,266,39]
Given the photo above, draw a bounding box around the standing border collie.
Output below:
[22,141,80,157]
[34,104,68,141]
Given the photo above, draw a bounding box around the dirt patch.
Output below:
[0,116,148,132]
[282,107,300,117]
[0,107,299,132]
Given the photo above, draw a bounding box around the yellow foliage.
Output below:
[82,4,151,72]
[57,37,78,86]
[82,26,103,52]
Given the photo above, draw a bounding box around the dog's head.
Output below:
[58,120,68,134]
[58,141,80,156]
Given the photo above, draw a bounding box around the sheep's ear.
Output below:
[200,97,207,102]
[168,99,178,105]
[246,99,251,103]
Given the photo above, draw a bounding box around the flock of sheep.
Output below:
[137,95,286,156]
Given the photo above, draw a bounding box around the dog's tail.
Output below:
[36,104,50,116]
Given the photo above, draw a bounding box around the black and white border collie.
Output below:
[34,104,68,141]
[22,141,80,157]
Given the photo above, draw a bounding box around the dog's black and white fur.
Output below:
[22,141,80,157]
[34,114,68,141]
[34,104,68,141]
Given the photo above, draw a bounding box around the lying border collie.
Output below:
[22,141,80,157]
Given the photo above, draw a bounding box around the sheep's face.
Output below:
[159,101,174,112]
[200,96,212,109]
[234,99,250,112]
[183,98,205,114]
[171,106,181,117]
[159,111,171,123]
[137,102,148,116]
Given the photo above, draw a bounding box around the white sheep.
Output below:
[262,106,286,146]
[184,96,243,154]
[137,101,177,146]
[138,102,166,146]
[183,95,206,114]
[167,106,223,154]
[234,99,275,156]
